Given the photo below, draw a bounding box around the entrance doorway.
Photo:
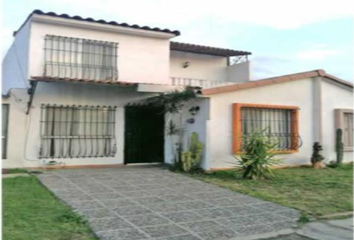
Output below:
[124,106,164,164]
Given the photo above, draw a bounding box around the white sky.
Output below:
[1,0,354,81]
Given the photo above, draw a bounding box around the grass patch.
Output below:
[3,168,28,174]
[2,176,97,240]
[192,164,353,218]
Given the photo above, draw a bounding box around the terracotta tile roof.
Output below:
[202,69,353,95]
[14,10,180,36]
[30,76,138,87]
[171,42,251,57]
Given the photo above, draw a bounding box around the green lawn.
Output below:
[192,164,353,218]
[3,168,28,174]
[2,176,96,240]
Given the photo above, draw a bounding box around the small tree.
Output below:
[235,130,281,180]
[311,142,324,169]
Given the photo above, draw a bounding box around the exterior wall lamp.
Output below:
[189,106,200,116]
[187,106,200,124]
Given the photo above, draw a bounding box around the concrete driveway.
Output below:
[38,166,299,240]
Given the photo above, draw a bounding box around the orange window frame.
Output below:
[232,103,300,154]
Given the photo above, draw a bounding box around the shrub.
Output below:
[297,214,310,224]
[181,132,204,173]
[326,160,340,168]
[235,130,281,180]
[311,142,324,168]
[336,128,344,165]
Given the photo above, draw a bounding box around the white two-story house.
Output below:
[2,10,353,169]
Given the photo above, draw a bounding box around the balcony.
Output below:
[171,77,236,89]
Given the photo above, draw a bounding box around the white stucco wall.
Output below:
[2,89,29,168]
[2,82,156,168]
[2,21,31,94]
[321,78,353,162]
[227,61,250,83]
[164,98,210,169]
[28,21,171,84]
[170,51,228,81]
[207,78,318,169]
[170,51,250,83]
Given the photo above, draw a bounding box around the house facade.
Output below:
[2,10,353,169]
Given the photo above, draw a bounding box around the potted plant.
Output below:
[311,142,325,169]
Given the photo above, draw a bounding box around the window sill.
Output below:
[344,147,353,152]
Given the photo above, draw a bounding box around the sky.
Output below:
[1,0,353,82]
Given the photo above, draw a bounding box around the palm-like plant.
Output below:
[236,130,281,180]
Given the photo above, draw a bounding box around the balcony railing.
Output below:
[171,77,236,89]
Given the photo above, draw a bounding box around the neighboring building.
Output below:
[2,10,353,169]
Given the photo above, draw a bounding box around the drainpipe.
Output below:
[26,81,38,115]
[313,76,322,143]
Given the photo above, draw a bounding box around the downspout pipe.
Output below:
[26,81,38,115]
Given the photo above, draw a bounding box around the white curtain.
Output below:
[241,108,292,149]
[40,106,115,158]
[82,41,115,81]
[344,113,353,147]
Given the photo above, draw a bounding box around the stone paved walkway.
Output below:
[296,217,353,240]
[38,166,300,240]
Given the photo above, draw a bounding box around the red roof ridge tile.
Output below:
[202,69,353,95]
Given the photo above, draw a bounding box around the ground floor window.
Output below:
[233,103,300,153]
[39,104,117,158]
[2,104,9,159]
[335,109,353,151]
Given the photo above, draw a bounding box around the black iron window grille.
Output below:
[44,35,118,81]
[39,104,117,159]
[241,107,302,151]
[343,112,353,147]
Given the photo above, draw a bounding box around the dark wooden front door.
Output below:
[124,106,164,164]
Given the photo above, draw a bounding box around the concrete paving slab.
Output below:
[327,217,353,230]
[296,220,353,240]
[38,166,300,240]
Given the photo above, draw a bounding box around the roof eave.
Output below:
[170,42,251,57]
[14,10,180,39]
[202,69,353,95]
[30,76,138,87]
[170,49,251,57]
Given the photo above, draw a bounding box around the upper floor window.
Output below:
[44,35,118,81]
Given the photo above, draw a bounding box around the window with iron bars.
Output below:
[233,104,301,153]
[335,109,353,151]
[39,104,117,159]
[44,35,118,81]
[343,113,353,148]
